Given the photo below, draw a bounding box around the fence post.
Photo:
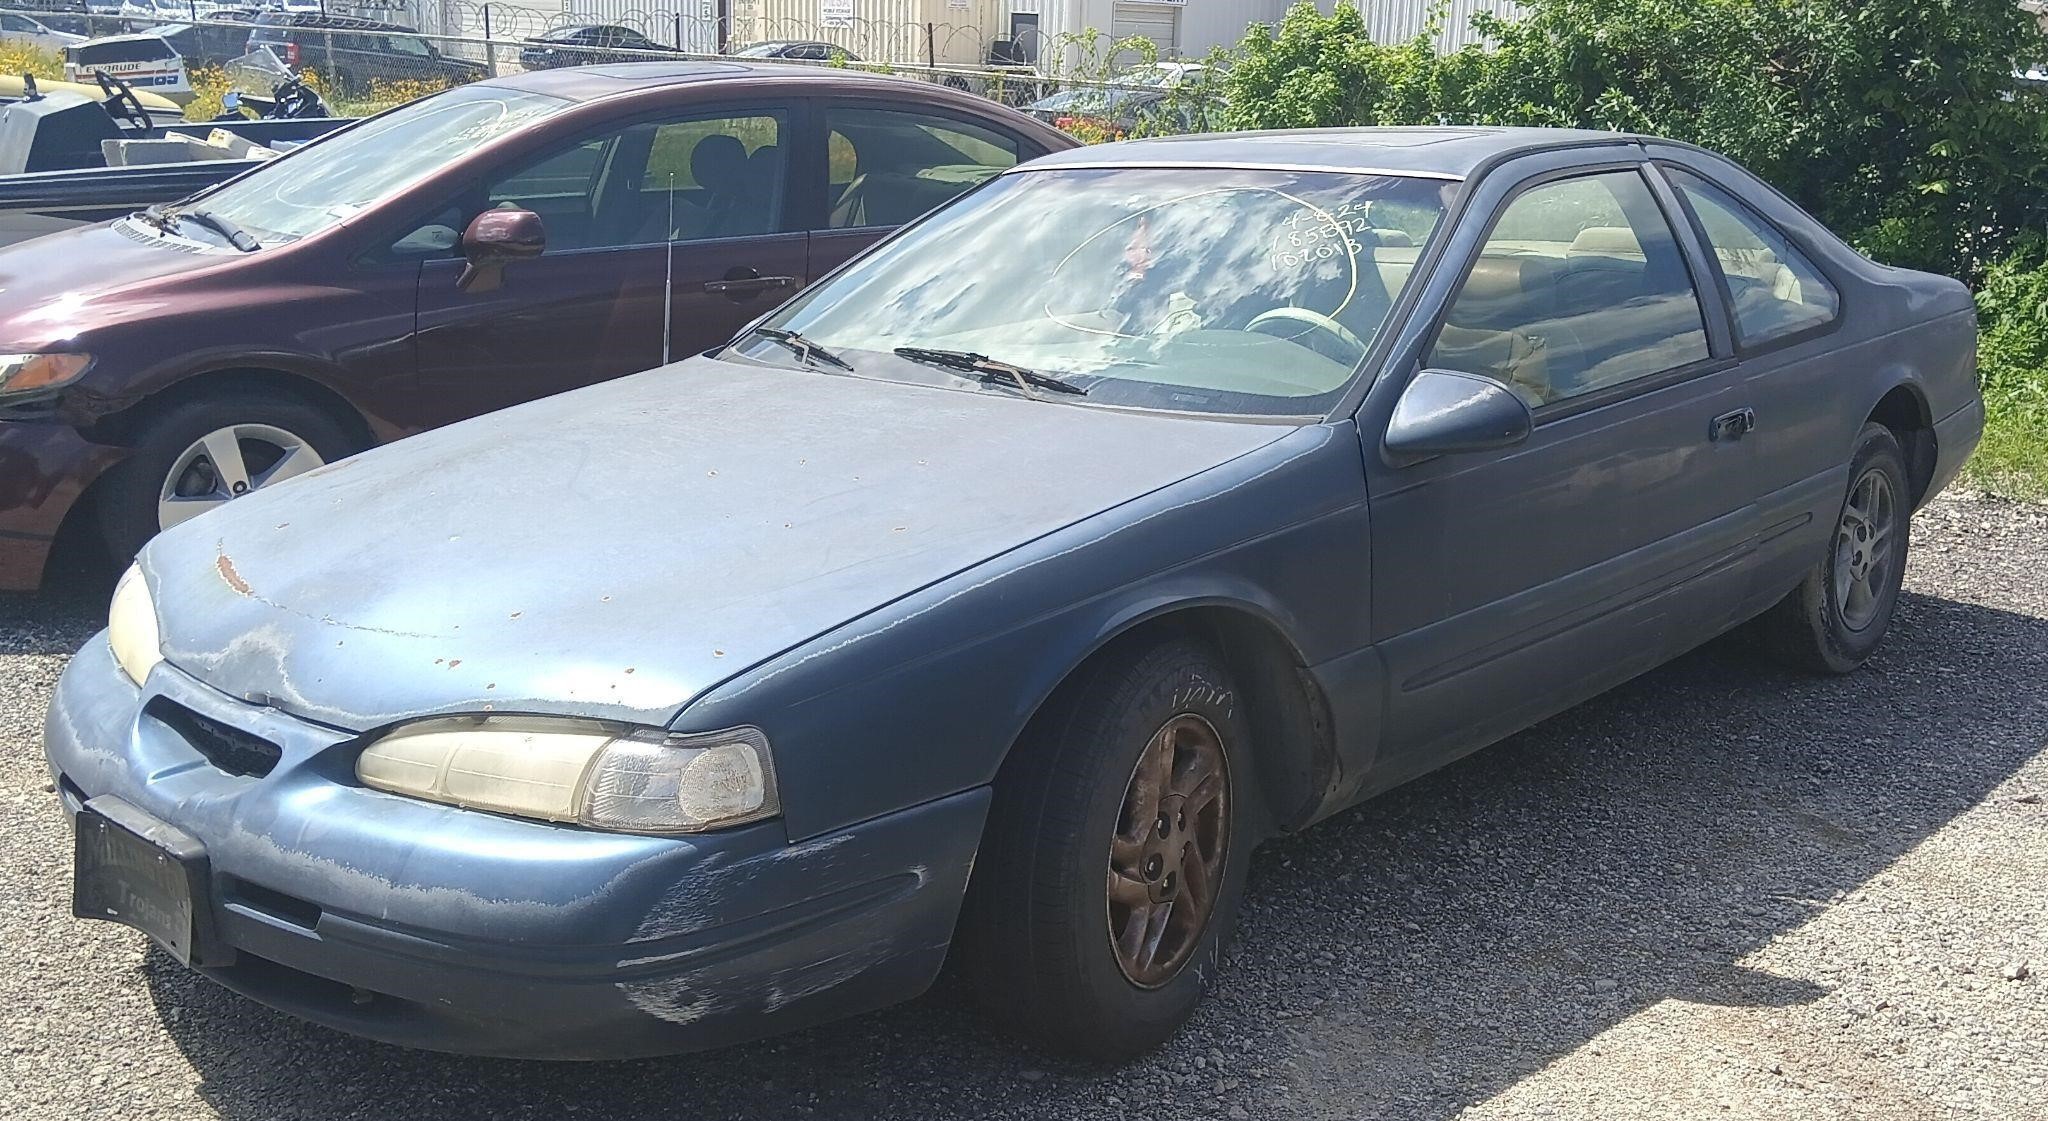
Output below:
[924,21,934,70]
[481,3,498,77]
[674,10,683,51]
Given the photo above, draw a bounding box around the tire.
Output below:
[95,392,361,564]
[1759,422,1911,673]
[956,636,1255,1060]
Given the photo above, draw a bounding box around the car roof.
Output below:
[481,60,935,102]
[539,23,637,36]
[1025,126,1648,180]
[253,13,416,31]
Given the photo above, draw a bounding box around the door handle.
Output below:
[1709,407,1756,442]
[704,275,799,294]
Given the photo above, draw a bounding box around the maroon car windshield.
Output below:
[182,85,572,246]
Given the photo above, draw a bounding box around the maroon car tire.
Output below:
[95,393,362,565]
[1759,422,1911,674]
[956,635,1253,1060]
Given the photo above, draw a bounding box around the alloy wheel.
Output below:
[1832,465,1898,632]
[1106,712,1231,988]
[158,423,326,531]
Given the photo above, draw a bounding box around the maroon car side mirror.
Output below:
[456,208,546,293]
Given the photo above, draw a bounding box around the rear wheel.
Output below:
[96,393,360,563]
[1759,422,1911,673]
[957,636,1253,1060]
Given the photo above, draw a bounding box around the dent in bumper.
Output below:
[44,638,988,1059]
[0,418,127,591]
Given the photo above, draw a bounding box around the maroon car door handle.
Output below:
[705,271,799,295]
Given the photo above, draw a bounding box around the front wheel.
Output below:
[956,636,1253,1060]
[95,393,361,564]
[1759,422,1911,673]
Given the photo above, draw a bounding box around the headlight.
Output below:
[107,563,164,686]
[0,352,91,399]
[356,717,779,834]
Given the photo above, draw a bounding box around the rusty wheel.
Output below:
[957,636,1250,1059]
[1107,713,1230,988]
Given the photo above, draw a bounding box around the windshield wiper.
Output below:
[892,347,1088,396]
[178,208,260,252]
[743,326,854,371]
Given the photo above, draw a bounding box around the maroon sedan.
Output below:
[0,62,1073,590]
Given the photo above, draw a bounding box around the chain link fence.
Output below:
[0,0,1224,134]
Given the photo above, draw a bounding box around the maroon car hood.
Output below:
[0,221,236,348]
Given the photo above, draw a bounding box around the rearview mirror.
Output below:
[1383,368,1533,462]
[456,208,545,293]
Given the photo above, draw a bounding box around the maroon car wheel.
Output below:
[95,392,362,565]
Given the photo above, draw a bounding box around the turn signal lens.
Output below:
[356,718,778,834]
[0,352,91,398]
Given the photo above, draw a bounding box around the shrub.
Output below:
[1224,0,2048,282]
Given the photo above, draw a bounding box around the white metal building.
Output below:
[1021,0,1524,70]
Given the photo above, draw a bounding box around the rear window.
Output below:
[69,38,178,64]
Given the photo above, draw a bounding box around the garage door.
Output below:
[1111,2,1180,56]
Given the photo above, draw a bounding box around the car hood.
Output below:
[0,222,217,347]
[142,358,1292,732]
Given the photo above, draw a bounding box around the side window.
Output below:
[1427,169,1709,409]
[825,107,1022,229]
[635,113,786,241]
[488,136,612,245]
[388,35,434,58]
[1666,167,1840,347]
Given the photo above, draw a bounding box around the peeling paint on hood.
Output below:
[141,357,1292,731]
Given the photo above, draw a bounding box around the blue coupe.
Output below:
[46,127,1983,1060]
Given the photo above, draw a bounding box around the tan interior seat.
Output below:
[1567,225,1643,258]
[1433,323,1551,406]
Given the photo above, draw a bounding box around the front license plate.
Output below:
[72,796,213,966]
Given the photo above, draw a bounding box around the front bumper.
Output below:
[0,417,127,591]
[44,637,988,1059]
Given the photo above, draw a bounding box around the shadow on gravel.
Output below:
[0,557,116,656]
[140,590,2048,1121]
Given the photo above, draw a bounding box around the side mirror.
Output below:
[456,208,545,293]
[1383,368,1533,462]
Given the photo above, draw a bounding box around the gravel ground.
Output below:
[2,490,2044,1121]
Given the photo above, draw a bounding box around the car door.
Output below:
[1654,157,1852,618]
[1363,155,1760,780]
[412,105,806,424]
[806,102,1042,279]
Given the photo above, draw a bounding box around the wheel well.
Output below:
[57,368,376,561]
[1028,606,1337,838]
[81,367,376,450]
[1869,384,1936,506]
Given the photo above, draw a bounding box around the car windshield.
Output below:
[745,167,1451,418]
[175,84,571,246]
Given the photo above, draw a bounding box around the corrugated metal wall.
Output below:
[1356,0,1524,52]
[1023,0,1526,59]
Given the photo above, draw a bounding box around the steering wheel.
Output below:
[93,71,152,132]
[1245,307,1369,363]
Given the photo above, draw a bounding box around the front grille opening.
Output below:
[147,699,283,778]
[225,877,322,930]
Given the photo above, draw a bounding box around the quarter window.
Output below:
[826,107,1023,229]
[1667,167,1840,347]
[1427,170,1710,408]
